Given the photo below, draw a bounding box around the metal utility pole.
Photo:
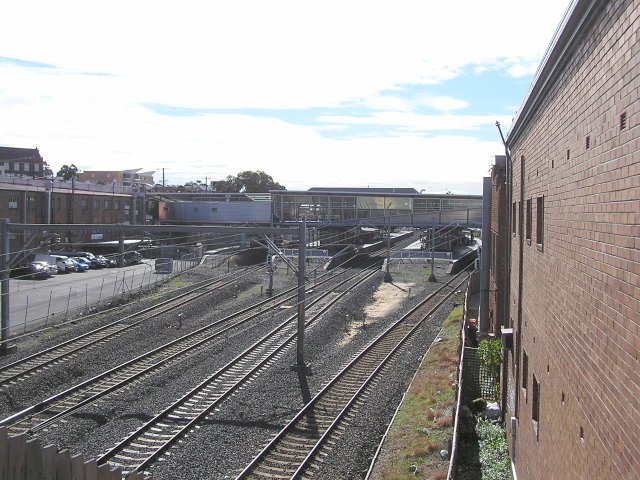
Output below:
[429,226,437,282]
[293,216,310,374]
[0,218,9,354]
[384,215,392,282]
[266,238,274,295]
[45,179,52,224]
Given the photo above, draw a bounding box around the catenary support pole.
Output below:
[429,226,437,282]
[294,215,309,374]
[0,218,10,354]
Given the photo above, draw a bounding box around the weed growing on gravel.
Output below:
[167,278,192,289]
[375,305,463,479]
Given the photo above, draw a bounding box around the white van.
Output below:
[33,254,71,273]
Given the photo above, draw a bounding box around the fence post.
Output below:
[98,278,105,306]
[23,296,29,333]
[65,286,72,321]
[8,433,27,479]
[46,290,53,326]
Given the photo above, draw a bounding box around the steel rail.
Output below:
[0,265,263,386]
[0,265,353,434]
[236,270,469,479]
[96,266,382,475]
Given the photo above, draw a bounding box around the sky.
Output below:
[1,1,572,194]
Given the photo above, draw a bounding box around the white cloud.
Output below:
[0,0,571,192]
[416,96,470,112]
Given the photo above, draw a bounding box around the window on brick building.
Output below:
[522,350,528,402]
[80,199,87,210]
[27,196,36,209]
[93,199,100,210]
[519,201,524,238]
[512,203,516,235]
[8,196,18,209]
[536,196,544,246]
[532,374,541,439]
[114,200,120,210]
[526,198,532,243]
[105,200,111,209]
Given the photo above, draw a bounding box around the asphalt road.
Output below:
[7,260,174,335]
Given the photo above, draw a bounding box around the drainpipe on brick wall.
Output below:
[497,124,514,436]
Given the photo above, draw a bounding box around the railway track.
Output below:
[0,265,264,387]
[0,231,415,389]
[236,270,469,479]
[94,265,384,476]
[0,264,359,435]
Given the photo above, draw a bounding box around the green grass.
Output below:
[376,305,463,479]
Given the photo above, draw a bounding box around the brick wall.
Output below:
[0,185,142,254]
[506,1,640,479]
[489,160,507,335]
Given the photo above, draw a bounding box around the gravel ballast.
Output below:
[1,258,467,479]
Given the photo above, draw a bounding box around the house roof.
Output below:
[0,146,43,162]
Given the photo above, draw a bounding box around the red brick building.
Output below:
[502,1,640,478]
[489,155,507,336]
[0,177,148,260]
[0,147,48,178]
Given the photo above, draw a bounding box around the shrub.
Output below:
[478,338,502,368]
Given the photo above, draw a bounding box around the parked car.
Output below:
[10,262,51,280]
[69,257,90,271]
[54,251,102,269]
[61,257,78,272]
[33,254,72,273]
[75,256,99,270]
[96,255,118,268]
[32,260,58,276]
[123,251,143,266]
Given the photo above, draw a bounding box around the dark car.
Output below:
[97,255,118,268]
[10,262,51,280]
[123,251,143,266]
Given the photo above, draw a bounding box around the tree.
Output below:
[215,170,286,193]
[43,161,54,178]
[56,164,80,181]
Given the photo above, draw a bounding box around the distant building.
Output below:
[79,168,154,188]
[0,176,150,262]
[0,146,47,178]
